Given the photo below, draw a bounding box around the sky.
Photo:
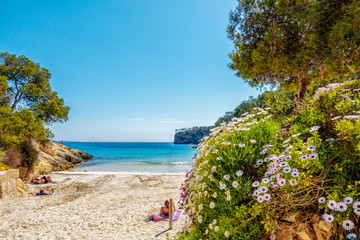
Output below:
[0,0,260,142]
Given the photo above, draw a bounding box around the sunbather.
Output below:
[159,200,176,217]
[36,187,54,196]
[31,176,53,184]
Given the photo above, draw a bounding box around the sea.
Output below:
[61,142,196,173]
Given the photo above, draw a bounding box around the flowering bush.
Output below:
[175,79,360,240]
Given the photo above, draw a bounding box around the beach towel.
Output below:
[157,211,181,221]
[30,182,56,185]
[35,192,55,196]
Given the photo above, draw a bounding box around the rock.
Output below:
[281,212,300,223]
[25,140,93,179]
[174,130,210,144]
[313,223,324,240]
[318,220,332,233]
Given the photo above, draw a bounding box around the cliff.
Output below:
[174,130,210,144]
[23,141,93,179]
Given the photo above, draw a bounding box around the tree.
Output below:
[0,53,70,124]
[228,0,360,101]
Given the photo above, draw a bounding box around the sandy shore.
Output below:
[0,172,186,240]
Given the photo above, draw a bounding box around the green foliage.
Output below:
[228,0,360,100]
[0,52,67,170]
[0,161,10,171]
[215,90,296,126]
[176,80,360,239]
[0,52,70,124]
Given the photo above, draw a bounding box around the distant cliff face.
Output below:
[174,130,210,144]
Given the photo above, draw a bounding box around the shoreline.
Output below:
[54,170,187,176]
[0,172,186,240]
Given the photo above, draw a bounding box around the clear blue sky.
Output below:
[0,0,260,142]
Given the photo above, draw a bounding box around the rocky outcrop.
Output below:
[25,141,93,179]
[275,212,337,240]
[174,130,210,144]
[0,169,31,199]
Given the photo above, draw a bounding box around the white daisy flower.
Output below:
[220,183,226,190]
[236,170,243,176]
[203,171,208,176]
[347,233,357,239]
[354,209,360,216]
[331,116,342,121]
[308,153,318,160]
[212,219,217,225]
[225,190,230,196]
[278,179,286,186]
[212,192,217,198]
[224,231,230,238]
[300,154,307,160]
[318,197,326,204]
[214,226,219,232]
[279,161,288,167]
[198,215,202,223]
[352,201,360,210]
[250,139,257,143]
[285,155,292,160]
[309,126,320,132]
[257,195,264,203]
[291,171,299,177]
[213,149,219,153]
[211,166,217,172]
[307,145,316,151]
[323,214,334,223]
[216,157,223,161]
[283,138,291,144]
[232,181,239,188]
[238,143,245,147]
[343,197,353,204]
[252,181,260,188]
[264,157,271,162]
[327,200,337,210]
[209,223,213,229]
[342,220,355,231]
[262,178,270,184]
[223,174,230,180]
[283,167,292,173]
[222,141,231,145]
[264,194,271,201]
[198,204,203,211]
[210,202,215,209]
[253,190,260,197]
[337,202,348,212]
[205,229,209,235]
[226,195,231,201]
[259,150,267,155]
[259,186,268,193]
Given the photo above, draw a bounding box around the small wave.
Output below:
[114,162,192,166]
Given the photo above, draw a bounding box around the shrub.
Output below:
[177,79,360,239]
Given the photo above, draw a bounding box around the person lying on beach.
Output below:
[31,176,53,184]
[159,200,176,217]
[36,187,54,196]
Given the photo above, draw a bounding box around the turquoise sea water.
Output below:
[62,142,196,173]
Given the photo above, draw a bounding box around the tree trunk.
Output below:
[297,72,308,102]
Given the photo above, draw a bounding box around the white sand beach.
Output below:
[0,172,186,240]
